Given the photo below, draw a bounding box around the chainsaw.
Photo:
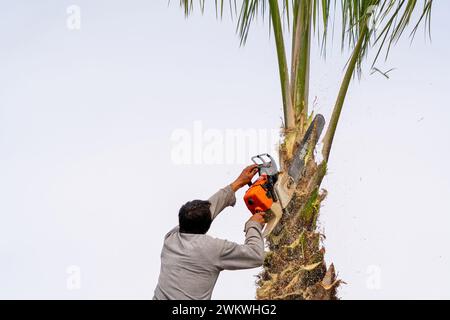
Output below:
[243,114,326,237]
[243,153,284,237]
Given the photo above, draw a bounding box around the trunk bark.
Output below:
[256,143,341,300]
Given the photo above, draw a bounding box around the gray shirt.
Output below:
[153,185,265,300]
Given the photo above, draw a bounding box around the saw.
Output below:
[243,153,284,237]
[275,114,325,210]
[243,114,325,237]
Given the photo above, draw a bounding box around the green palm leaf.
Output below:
[177,0,432,133]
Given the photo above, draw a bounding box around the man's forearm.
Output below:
[217,221,265,270]
[230,164,258,192]
[230,180,245,192]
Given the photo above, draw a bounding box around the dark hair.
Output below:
[178,200,212,234]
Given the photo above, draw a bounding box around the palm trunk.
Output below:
[256,10,370,303]
[256,147,339,300]
[256,25,369,301]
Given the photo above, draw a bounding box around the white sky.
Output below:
[1,1,449,299]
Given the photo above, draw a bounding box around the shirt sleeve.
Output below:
[215,220,265,270]
[208,185,237,221]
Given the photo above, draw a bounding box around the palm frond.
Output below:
[177,0,433,154]
[361,0,432,68]
[178,0,330,46]
[178,1,432,63]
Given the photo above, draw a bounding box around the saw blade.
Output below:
[275,114,325,209]
[288,114,325,183]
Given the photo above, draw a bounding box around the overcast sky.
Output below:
[1,1,449,299]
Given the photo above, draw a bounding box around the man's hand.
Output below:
[230,164,259,192]
[248,212,266,227]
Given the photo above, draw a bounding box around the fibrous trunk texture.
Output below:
[256,136,341,300]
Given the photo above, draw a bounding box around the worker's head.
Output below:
[178,200,212,234]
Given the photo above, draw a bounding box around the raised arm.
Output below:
[215,213,266,270]
[167,165,260,236]
[208,164,259,220]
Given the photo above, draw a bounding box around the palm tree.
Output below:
[176,0,433,300]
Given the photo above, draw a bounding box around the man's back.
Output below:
[154,228,225,300]
[153,184,265,300]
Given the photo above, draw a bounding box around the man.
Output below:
[153,165,266,300]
